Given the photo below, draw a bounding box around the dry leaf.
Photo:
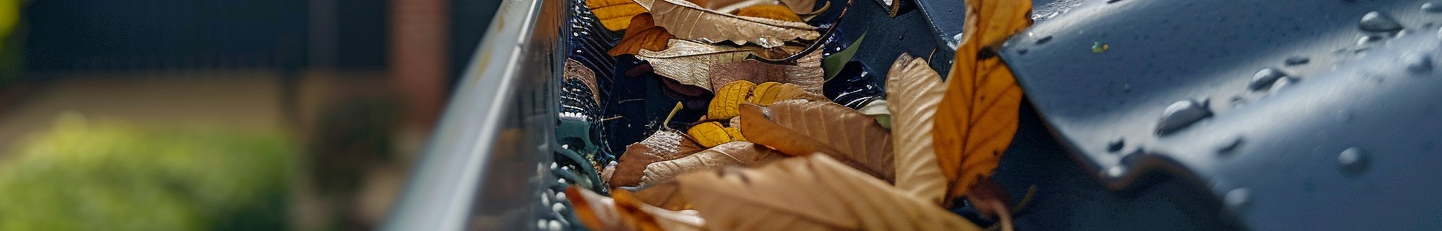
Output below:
[699,0,818,16]
[932,0,1031,202]
[737,102,893,182]
[749,82,826,106]
[610,14,676,56]
[640,141,785,186]
[734,5,802,22]
[675,155,984,231]
[567,187,705,231]
[611,130,707,187]
[885,53,948,204]
[627,181,691,210]
[565,58,603,104]
[587,0,649,31]
[634,0,820,48]
[638,40,823,94]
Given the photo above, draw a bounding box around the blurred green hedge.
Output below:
[0,115,297,231]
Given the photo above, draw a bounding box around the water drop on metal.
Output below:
[1359,11,1404,33]
[1107,138,1125,152]
[1404,53,1434,74]
[1285,56,1310,66]
[548,220,564,231]
[1249,68,1290,91]
[1156,98,1212,135]
[1224,188,1252,211]
[1217,136,1244,155]
[1269,77,1296,94]
[1036,35,1054,45]
[1338,147,1372,175]
[1357,35,1385,46]
[1425,2,1442,12]
[1104,166,1126,178]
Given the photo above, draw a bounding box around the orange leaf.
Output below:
[738,102,892,181]
[609,14,677,56]
[610,130,706,187]
[734,5,802,22]
[587,0,650,31]
[567,187,705,231]
[932,0,1031,203]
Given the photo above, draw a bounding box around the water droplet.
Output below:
[1156,98,1213,135]
[1017,49,1029,55]
[1269,77,1296,94]
[1107,0,1122,3]
[1357,35,1385,46]
[552,203,567,213]
[1338,147,1372,175]
[1425,2,1442,12]
[1107,138,1125,152]
[548,220,564,231]
[541,192,551,205]
[1360,11,1404,32]
[1224,188,1252,210]
[538,220,549,230]
[555,191,568,201]
[1036,35,1054,45]
[1285,56,1311,66]
[1404,53,1434,73]
[1249,68,1289,91]
[1216,136,1244,155]
[1104,166,1126,178]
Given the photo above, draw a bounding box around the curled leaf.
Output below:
[749,82,826,106]
[707,80,757,120]
[640,141,784,186]
[687,121,736,148]
[567,187,705,231]
[639,40,825,94]
[885,53,948,204]
[734,4,803,22]
[611,130,707,187]
[701,0,819,16]
[627,181,690,210]
[932,0,1031,202]
[737,101,893,182]
[634,0,820,48]
[586,0,650,31]
[610,14,676,56]
[675,155,984,231]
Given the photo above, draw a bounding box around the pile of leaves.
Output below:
[562,0,1034,229]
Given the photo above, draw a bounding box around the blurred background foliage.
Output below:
[0,114,296,231]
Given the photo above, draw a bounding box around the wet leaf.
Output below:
[932,0,1031,203]
[638,40,824,94]
[640,141,784,186]
[675,155,984,231]
[885,53,947,204]
[587,0,650,31]
[734,5,803,22]
[634,0,820,48]
[567,187,705,231]
[610,130,707,187]
[610,14,676,56]
[822,33,865,81]
[737,101,893,182]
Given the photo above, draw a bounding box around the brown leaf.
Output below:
[609,14,676,56]
[567,187,705,231]
[610,130,707,187]
[586,0,650,31]
[884,53,948,205]
[737,102,893,182]
[698,0,818,16]
[734,5,802,22]
[640,141,785,186]
[628,181,691,210]
[638,40,824,94]
[634,0,819,48]
[565,59,603,104]
[932,0,1031,203]
[675,155,984,231]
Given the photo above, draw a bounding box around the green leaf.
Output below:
[823,33,866,81]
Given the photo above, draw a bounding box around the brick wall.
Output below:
[390,0,449,127]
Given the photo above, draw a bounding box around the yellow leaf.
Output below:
[738,102,893,182]
[675,155,984,231]
[609,14,676,56]
[687,121,735,147]
[885,53,948,205]
[633,0,819,48]
[734,4,802,22]
[706,80,757,120]
[748,82,825,106]
[932,0,1031,203]
[587,0,650,31]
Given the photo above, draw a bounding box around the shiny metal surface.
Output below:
[382,0,565,229]
[1000,0,1442,229]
